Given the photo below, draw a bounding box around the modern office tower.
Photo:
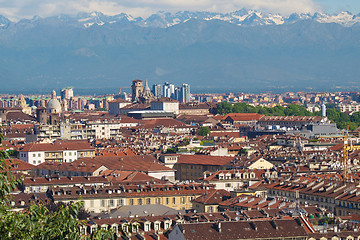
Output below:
[61,87,74,100]
[152,84,163,98]
[163,82,175,98]
[179,83,191,103]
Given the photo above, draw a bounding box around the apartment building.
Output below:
[19,140,95,165]
[265,177,360,216]
[50,183,211,213]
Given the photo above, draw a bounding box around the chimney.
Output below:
[250,222,257,231]
[216,221,222,233]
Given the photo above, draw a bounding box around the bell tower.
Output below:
[132,79,143,102]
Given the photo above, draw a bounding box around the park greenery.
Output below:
[198,126,211,136]
[216,102,360,131]
[0,128,115,239]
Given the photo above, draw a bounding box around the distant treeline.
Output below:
[216,102,360,131]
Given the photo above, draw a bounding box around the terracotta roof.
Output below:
[20,140,94,152]
[22,175,109,186]
[5,158,34,171]
[34,160,105,173]
[109,98,131,103]
[140,119,186,129]
[121,103,150,110]
[179,103,211,109]
[5,111,36,122]
[193,189,231,205]
[177,155,235,166]
[77,155,174,173]
[224,113,264,121]
[101,170,167,184]
[178,218,308,240]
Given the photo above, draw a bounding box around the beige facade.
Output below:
[57,193,200,213]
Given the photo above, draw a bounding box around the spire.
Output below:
[144,79,150,91]
[51,90,56,99]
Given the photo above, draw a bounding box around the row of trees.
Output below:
[217,102,317,116]
[0,129,115,239]
[216,102,360,131]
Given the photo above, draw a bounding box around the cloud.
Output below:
[0,0,322,20]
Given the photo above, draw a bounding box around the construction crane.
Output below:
[343,128,360,180]
[119,87,131,94]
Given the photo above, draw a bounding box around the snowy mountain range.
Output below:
[0,10,359,93]
[1,9,360,29]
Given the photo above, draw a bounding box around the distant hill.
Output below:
[0,10,359,93]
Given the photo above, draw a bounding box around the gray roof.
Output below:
[94,204,185,219]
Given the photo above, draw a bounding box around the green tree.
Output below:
[0,127,115,240]
[216,102,233,114]
[198,126,211,136]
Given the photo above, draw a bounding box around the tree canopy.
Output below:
[0,127,115,240]
[216,102,360,131]
[198,126,211,136]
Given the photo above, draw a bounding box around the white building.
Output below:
[19,141,95,165]
[151,97,179,114]
[108,99,132,115]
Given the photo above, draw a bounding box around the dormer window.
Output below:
[154,222,160,231]
[144,223,150,232]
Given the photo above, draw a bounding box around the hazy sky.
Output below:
[0,0,359,20]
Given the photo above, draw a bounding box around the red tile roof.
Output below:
[5,158,34,171]
[78,155,174,172]
[20,140,94,152]
[193,189,231,205]
[224,113,264,121]
[177,155,235,166]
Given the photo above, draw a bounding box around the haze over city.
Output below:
[1,1,360,239]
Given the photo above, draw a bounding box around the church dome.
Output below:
[46,90,62,113]
[47,99,61,113]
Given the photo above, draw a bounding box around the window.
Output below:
[155,223,160,231]
[101,200,105,207]
[129,199,134,205]
[156,198,161,204]
[172,197,176,204]
[33,154,36,157]
[181,197,185,204]
[225,183,231,188]
[138,198,143,205]
[165,198,169,205]
[146,198,151,205]
[144,224,150,232]
[109,199,114,207]
[118,199,123,206]
[69,152,72,156]
[38,153,41,157]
